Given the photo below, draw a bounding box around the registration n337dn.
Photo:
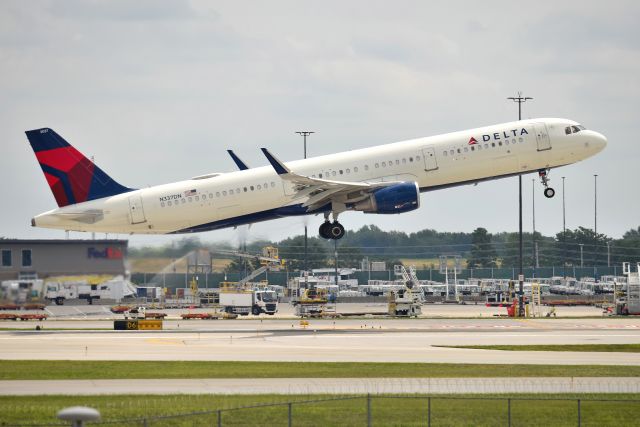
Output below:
[26,119,606,239]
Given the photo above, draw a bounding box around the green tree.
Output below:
[467,227,498,268]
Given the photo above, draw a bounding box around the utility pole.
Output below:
[296,131,314,277]
[562,176,567,277]
[532,178,539,273]
[594,174,598,235]
[508,92,532,317]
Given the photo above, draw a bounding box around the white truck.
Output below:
[44,276,136,305]
[219,289,278,316]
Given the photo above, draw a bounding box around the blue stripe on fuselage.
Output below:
[171,203,331,234]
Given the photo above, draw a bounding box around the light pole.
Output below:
[562,176,566,277]
[508,92,532,317]
[594,174,598,235]
[296,131,314,275]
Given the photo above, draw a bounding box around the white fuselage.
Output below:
[32,118,607,234]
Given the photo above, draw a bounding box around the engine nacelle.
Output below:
[353,182,420,214]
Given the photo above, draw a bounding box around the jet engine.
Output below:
[353,182,420,214]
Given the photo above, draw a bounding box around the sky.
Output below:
[1,0,639,248]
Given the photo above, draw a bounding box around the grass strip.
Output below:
[1,360,640,380]
[435,344,640,352]
[1,393,639,426]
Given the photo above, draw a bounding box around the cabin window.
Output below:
[477,145,482,151]
[364,165,369,171]
[354,167,358,173]
[381,162,386,167]
[395,159,400,165]
[449,150,454,155]
[505,140,509,145]
[264,182,268,189]
[491,142,496,147]
[402,158,406,164]
[161,202,165,207]
[519,137,524,143]
[181,199,186,204]
[470,146,475,151]
[415,155,420,161]
[243,187,247,192]
[565,126,572,135]
[271,182,275,187]
[443,151,447,156]
[409,157,413,162]
[256,185,261,190]
[572,125,581,133]
[188,197,193,202]
[498,141,502,146]
[223,191,227,196]
[250,186,254,191]
[339,170,343,175]
[464,147,468,152]
[216,192,220,197]
[195,196,199,201]
[332,171,336,177]
[484,144,488,149]
[318,174,322,178]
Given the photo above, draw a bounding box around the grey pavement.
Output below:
[1,377,639,395]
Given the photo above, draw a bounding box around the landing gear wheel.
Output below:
[544,187,555,198]
[319,221,332,239]
[328,221,345,240]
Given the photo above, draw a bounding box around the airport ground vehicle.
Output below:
[219,286,278,315]
[123,306,146,320]
[44,275,135,305]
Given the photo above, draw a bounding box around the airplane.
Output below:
[25,118,606,240]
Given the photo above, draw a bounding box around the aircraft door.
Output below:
[421,147,438,171]
[534,123,551,151]
[128,195,147,224]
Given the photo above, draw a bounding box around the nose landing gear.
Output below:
[539,169,555,198]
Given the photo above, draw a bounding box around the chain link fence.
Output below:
[4,395,640,427]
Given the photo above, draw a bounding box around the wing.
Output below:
[260,148,399,211]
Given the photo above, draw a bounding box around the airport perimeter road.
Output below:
[1,322,640,364]
[1,377,639,395]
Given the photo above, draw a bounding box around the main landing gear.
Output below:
[319,213,345,240]
[538,169,555,198]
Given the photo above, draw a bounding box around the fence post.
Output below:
[508,398,511,427]
[577,399,581,427]
[143,417,148,427]
[427,397,431,427]
[288,402,292,427]
[217,409,221,427]
[367,393,372,427]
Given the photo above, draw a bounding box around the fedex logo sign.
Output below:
[87,247,123,259]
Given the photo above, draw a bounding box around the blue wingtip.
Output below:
[227,149,249,171]
[261,148,289,175]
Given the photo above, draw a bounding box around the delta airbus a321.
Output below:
[26,118,606,240]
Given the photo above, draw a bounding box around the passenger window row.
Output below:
[442,137,525,157]
[310,155,422,179]
[160,181,277,208]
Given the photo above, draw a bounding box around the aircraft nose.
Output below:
[592,131,607,151]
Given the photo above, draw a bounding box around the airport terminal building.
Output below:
[0,239,128,281]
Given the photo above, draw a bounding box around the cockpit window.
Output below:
[565,124,587,135]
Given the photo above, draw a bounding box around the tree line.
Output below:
[127,224,640,272]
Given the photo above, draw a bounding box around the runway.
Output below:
[2,377,639,395]
[2,317,640,364]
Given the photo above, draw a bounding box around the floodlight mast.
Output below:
[296,131,314,278]
[507,92,533,317]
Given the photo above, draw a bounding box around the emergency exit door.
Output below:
[534,123,552,151]
[421,147,438,171]
[128,195,147,224]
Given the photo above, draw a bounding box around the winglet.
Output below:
[227,150,249,171]
[260,148,290,175]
